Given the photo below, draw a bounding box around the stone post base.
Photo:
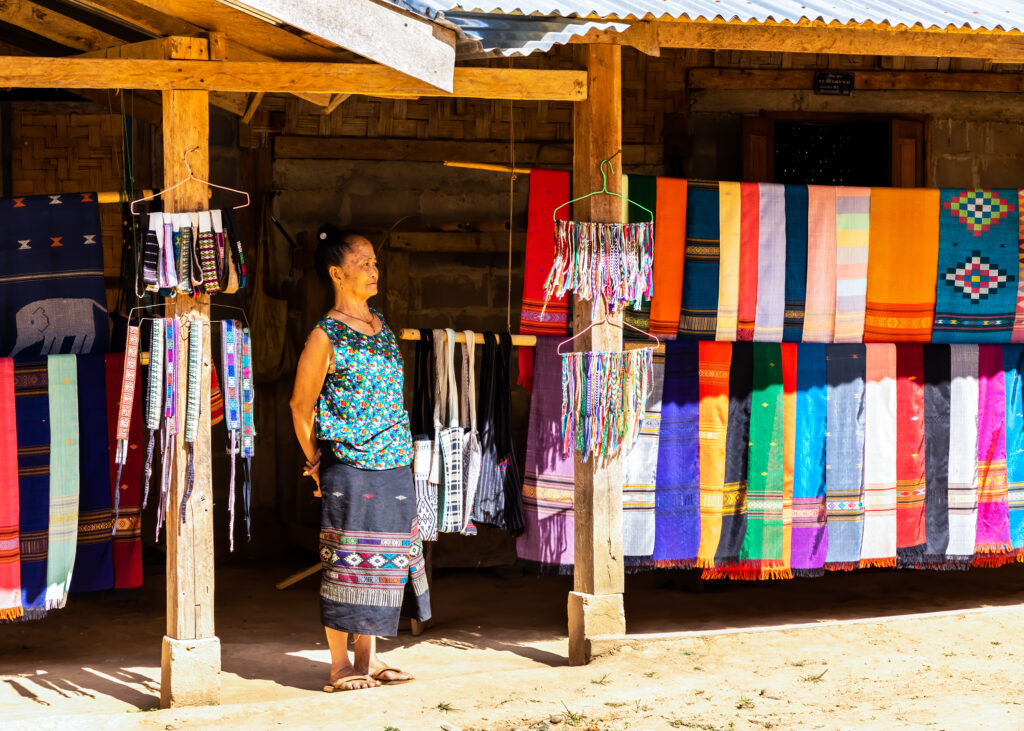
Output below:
[160,636,222,708]
[567,591,625,666]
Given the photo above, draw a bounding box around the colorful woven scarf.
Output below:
[649,178,687,337]
[694,341,730,568]
[679,180,719,339]
[143,319,164,511]
[933,189,1019,343]
[864,188,939,342]
[0,358,21,620]
[105,353,142,588]
[156,318,179,539]
[896,344,927,565]
[522,170,571,337]
[975,344,1013,562]
[159,214,178,292]
[15,360,48,619]
[736,183,759,341]
[736,344,785,578]
[560,347,652,460]
[792,343,827,576]
[517,336,575,573]
[1004,345,1024,551]
[222,320,241,549]
[824,344,865,571]
[946,345,979,565]
[240,327,255,540]
[753,185,787,343]
[623,175,657,337]
[623,352,663,562]
[713,342,752,567]
[780,343,797,578]
[45,355,79,610]
[834,187,871,343]
[113,324,140,522]
[181,316,203,523]
[141,212,161,291]
[1012,190,1024,343]
[197,211,221,294]
[860,344,897,568]
[652,341,700,567]
[923,345,952,566]
[69,355,113,593]
[175,213,193,296]
[545,220,655,319]
[802,186,837,343]
[716,181,741,341]
[783,185,809,342]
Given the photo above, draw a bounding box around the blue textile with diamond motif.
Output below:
[315,309,412,470]
[933,189,1019,343]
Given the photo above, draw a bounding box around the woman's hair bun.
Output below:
[318,222,341,243]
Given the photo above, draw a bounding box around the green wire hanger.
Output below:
[551,158,655,223]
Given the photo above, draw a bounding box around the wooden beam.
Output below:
[689,67,1024,93]
[159,39,220,711]
[221,0,457,91]
[0,58,588,100]
[567,43,626,668]
[575,20,1024,61]
[0,0,120,51]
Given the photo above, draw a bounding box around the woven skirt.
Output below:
[319,450,431,636]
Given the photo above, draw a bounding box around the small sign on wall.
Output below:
[814,71,855,96]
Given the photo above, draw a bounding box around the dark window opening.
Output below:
[774,120,890,187]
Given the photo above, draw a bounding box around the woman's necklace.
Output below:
[330,306,374,326]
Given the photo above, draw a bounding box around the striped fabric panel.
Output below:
[861,344,897,567]
[715,181,742,341]
[834,187,871,343]
[803,186,837,343]
[947,345,979,560]
[753,184,787,342]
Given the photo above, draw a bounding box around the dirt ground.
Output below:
[2,561,1024,730]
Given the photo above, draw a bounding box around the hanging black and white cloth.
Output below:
[410,329,437,542]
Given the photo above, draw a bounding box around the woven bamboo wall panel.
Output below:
[10,103,125,281]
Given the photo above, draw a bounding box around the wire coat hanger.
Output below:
[551,159,655,223]
[130,147,251,215]
[556,316,661,355]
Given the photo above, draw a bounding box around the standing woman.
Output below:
[290,224,430,692]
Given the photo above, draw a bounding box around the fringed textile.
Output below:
[834,187,871,343]
[780,343,797,578]
[736,183,759,341]
[69,355,113,593]
[105,354,142,588]
[976,344,1013,556]
[44,355,79,610]
[783,185,809,342]
[0,359,21,620]
[792,343,827,576]
[197,211,220,294]
[802,186,837,343]
[545,220,655,319]
[860,344,897,568]
[715,181,741,341]
[923,345,952,566]
[649,178,687,337]
[947,345,979,564]
[753,185,787,343]
[824,344,865,571]
[210,364,224,426]
[560,347,653,460]
[933,189,1019,343]
[896,345,927,565]
[623,352,663,559]
[156,318,178,539]
[15,360,48,619]
[1004,345,1024,550]
[714,342,752,565]
[517,337,575,572]
[863,188,939,342]
[140,213,160,291]
[694,342,729,568]
[522,170,571,336]
[623,175,657,337]
[1013,190,1024,343]
[678,180,720,339]
[651,342,700,567]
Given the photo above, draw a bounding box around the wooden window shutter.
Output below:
[890,119,925,187]
[741,116,774,183]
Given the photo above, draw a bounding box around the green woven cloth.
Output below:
[739,344,785,569]
[45,355,80,610]
[624,175,657,339]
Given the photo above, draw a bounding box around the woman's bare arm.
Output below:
[290,327,332,485]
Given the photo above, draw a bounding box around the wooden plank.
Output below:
[572,43,625,600]
[0,58,588,100]
[577,20,1024,61]
[224,0,457,91]
[274,563,320,590]
[0,0,119,51]
[689,67,1024,93]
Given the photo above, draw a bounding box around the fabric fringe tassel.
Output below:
[0,606,23,621]
[972,551,1017,568]
[653,559,699,569]
[859,557,897,569]
[941,555,975,571]
[702,566,761,581]
[45,597,67,611]
[824,561,860,572]
[18,607,47,621]
[792,568,825,578]
[694,557,717,570]
[896,545,927,568]
[760,567,793,580]
[156,428,172,540]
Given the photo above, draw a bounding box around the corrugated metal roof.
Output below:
[413,1,1024,33]
[443,11,628,56]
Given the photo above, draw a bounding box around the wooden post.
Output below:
[567,44,627,666]
[159,39,220,708]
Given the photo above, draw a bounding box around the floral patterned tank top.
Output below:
[314,309,412,470]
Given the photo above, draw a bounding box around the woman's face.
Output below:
[330,237,378,300]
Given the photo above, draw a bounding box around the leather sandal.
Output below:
[322,674,378,692]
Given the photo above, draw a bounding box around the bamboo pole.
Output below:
[442,161,533,175]
[96,189,154,204]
